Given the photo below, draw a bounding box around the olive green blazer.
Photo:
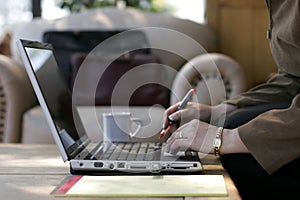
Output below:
[226,0,300,174]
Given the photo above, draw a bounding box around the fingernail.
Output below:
[168,115,174,121]
[166,138,171,144]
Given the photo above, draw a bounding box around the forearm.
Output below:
[238,94,300,174]
[226,73,300,107]
[208,103,237,126]
[222,94,300,174]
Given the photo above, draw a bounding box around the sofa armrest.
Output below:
[170,53,247,106]
[0,55,37,142]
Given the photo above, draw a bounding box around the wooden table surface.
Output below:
[0,144,241,200]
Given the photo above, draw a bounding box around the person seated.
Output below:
[163,1,300,199]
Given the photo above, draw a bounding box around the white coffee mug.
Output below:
[102,112,143,142]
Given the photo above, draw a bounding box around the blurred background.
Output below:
[0,0,206,32]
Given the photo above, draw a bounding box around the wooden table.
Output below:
[0,144,240,200]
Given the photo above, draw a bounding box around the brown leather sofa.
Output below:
[0,7,246,143]
[0,55,36,142]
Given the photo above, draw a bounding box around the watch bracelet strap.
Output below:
[213,127,224,157]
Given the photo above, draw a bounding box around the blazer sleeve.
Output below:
[238,94,300,174]
[226,73,300,108]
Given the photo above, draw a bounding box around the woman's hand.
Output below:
[165,119,249,155]
[165,119,218,155]
[162,102,236,133]
[162,102,211,132]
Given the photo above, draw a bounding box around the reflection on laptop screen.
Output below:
[23,44,87,156]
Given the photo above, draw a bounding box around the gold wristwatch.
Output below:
[213,127,224,157]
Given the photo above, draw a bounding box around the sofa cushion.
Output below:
[71,52,170,107]
[43,30,151,85]
[22,106,55,144]
[43,30,125,86]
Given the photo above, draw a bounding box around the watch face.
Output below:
[214,138,222,148]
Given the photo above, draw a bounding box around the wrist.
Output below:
[219,128,249,155]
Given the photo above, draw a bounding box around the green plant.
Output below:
[59,0,171,13]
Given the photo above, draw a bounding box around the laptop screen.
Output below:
[19,40,87,160]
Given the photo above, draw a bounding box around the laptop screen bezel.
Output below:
[17,39,88,161]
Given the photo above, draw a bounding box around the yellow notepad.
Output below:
[54,175,227,197]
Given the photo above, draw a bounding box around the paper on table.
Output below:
[54,175,227,197]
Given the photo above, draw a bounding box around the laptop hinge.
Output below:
[68,139,91,160]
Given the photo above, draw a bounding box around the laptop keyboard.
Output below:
[87,142,162,161]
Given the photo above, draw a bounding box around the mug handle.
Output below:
[129,118,143,137]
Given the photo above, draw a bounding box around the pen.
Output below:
[159,88,195,138]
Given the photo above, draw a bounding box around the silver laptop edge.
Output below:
[17,39,69,161]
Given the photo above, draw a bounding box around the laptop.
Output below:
[17,39,202,175]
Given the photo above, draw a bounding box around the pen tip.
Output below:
[159,129,166,138]
[159,125,171,138]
